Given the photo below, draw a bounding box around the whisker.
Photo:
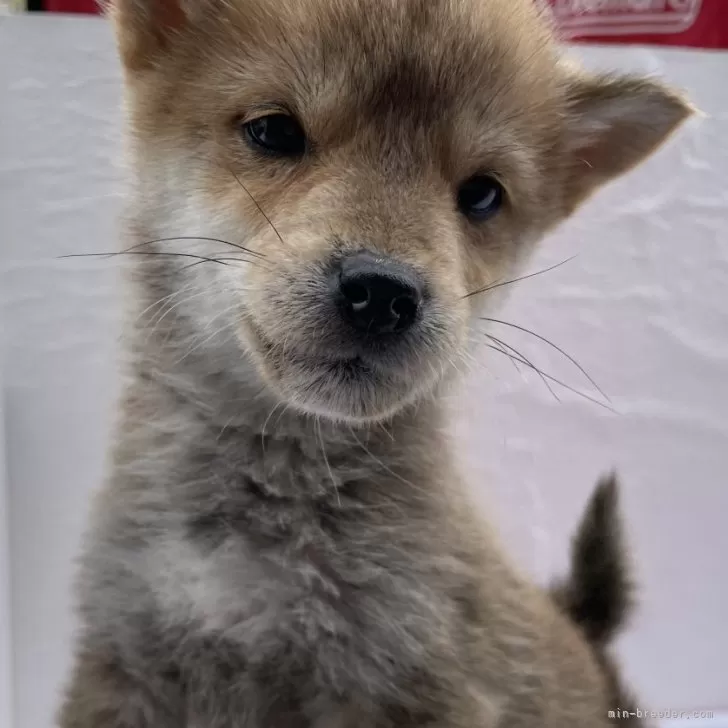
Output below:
[173,321,234,366]
[347,426,429,498]
[136,285,194,325]
[181,255,268,271]
[377,421,395,442]
[486,335,522,375]
[463,256,577,300]
[149,287,212,341]
[124,235,266,260]
[138,281,205,341]
[274,403,294,428]
[211,256,270,266]
[486,332,560,402]
[316,418,341,508]
[59,251,231,266]
[483,339,616,412]
[230,170,291,252]
[216,413,238,444]
[260,401,285,456]
[479,316,609,401]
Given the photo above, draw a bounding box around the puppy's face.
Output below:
[114,0,690,423]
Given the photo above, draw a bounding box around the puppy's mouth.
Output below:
[244,321,427,423]
[321,356,373,377]
[238,252,460,421]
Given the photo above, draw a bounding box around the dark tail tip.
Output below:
[552,472,634,646]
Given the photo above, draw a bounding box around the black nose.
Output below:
[337,252,423,336]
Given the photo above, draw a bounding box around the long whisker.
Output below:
[463,256,577,300]
[486,335,522,375]
[347,426,429,498]
[180,255,267,271]
[485,333,559,402]
[479,317,609,401]
[124,236,266,259]
[59,251,231,266]
[210,256,270,265]
[482,338,616,413]
[230,170,291,251]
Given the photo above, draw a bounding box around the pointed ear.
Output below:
[561,71,694,212]
[105,0,190,71]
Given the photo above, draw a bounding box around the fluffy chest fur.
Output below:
[85,380,489,722]
[142,447,467,694]
[63,358,641,728]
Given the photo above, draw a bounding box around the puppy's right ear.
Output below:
[105,0,189,71]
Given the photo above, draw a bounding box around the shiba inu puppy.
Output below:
[58,0,691,725]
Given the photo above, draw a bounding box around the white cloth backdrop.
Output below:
[1,14,727,728]
[0,374,12,728]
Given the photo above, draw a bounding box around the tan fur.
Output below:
[109,0,690,420]
[59,0,691,726]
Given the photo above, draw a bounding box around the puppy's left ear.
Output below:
[105,0,192,71]
[560,72,694,213]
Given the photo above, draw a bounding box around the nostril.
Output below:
[391,294,418,330]
[341,280,370,312]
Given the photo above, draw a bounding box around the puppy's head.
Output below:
[112,0,691,423]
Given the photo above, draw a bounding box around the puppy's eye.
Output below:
[457,175,504,221]
[243,114,307,157]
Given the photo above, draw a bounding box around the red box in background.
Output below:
[543,0,728,49]
[39,0,728,49]
[43,0,99,12]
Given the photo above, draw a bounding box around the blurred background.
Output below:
[1,2,727,727]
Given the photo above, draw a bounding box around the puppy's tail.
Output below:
[550,473,634,647]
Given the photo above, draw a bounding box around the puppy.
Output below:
[58,0,691,726]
